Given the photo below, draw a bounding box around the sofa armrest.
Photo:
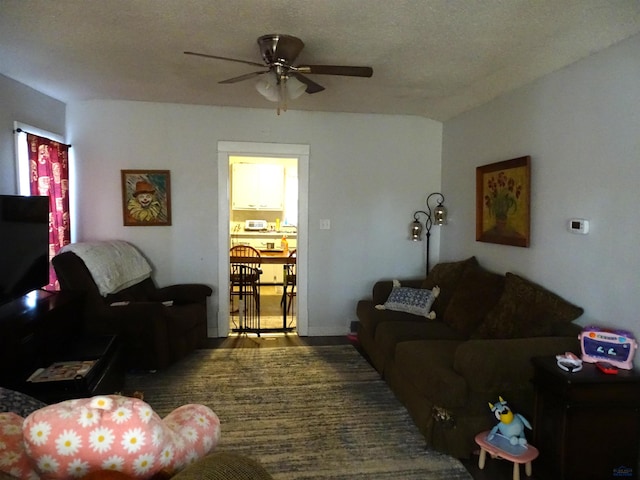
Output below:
[453,336,580,395]
[87,301,191,336]
[371,278,424,304]
[151,284,213,304]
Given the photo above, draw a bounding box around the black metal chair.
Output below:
[281,249,296,315]
[229,245,262,320]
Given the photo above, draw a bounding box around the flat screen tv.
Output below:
[0,194,50,305]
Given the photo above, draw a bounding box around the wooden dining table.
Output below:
[230,250,296,264]
[230,249,296,333]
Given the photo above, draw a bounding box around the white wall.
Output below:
[442,34,640,340]
[0,74,66,194]
[66,101,442,336]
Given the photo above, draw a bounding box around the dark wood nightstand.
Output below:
[531,356,640,480]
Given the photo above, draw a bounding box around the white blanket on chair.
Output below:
[60,240,152,296]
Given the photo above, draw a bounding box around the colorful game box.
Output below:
[579,326,637,370]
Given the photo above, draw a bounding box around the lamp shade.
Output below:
[434,204,447,225]
[286,75,306,99]
[256,73,306,102]
[255,72,280,102]
[410,220,423,241]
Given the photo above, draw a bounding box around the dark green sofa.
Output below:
[356,256,583,458]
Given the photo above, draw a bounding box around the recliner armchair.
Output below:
[52,240,213,371]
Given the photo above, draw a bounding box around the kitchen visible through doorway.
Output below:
[229,156,298,335]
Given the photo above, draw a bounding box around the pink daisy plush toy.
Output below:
[1,395,220,480]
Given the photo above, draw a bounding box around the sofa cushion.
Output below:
[443,266,505,336]
[376,281,438,318]
[473,272,584,339]
[422,256,478,319]
[374,320,465,373]
[394,340,467,409]
[372,279,423,304]
[356,300,421,339]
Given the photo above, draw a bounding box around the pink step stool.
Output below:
[474,430,539,480]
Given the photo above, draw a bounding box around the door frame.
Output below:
[217,141,309,336]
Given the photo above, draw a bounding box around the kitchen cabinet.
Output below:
[261,263,284,285]
[232,163,284,210]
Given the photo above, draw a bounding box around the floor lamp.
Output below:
[410,192,447,276]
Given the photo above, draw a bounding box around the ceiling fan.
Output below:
[184,34,373,113]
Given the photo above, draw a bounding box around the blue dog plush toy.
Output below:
[488,396,532,446]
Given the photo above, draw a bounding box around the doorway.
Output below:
[229,156,297,334]
[217,141,309,337]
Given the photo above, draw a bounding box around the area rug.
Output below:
[124,345,472,479]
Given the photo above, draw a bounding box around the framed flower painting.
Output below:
[476,156,530,247]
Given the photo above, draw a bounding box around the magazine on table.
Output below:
[27,360,97,383]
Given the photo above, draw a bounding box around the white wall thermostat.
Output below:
[568,218,589,234]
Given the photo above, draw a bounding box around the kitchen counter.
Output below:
[231,231,297,239]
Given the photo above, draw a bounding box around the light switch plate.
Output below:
[319,219,331,230]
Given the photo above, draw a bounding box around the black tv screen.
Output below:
[0,195,50,305]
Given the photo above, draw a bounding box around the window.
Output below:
[14,122,70,290]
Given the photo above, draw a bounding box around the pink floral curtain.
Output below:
[27,133,70,290]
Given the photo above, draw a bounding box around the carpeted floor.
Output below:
[124,345,472,479]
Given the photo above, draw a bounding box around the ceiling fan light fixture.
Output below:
[189,33,373,115]
[286,75,306,100]
[255,72,305,114]
[255,72,280,102]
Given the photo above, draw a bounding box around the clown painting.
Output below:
[121,170,171,226]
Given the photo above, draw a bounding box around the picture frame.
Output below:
[476,156,530,247]
[121,170,172,226]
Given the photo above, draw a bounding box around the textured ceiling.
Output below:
[1,0,639,121]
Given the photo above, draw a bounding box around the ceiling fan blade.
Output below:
[184,51,265,68]
[291,73,325,94]
[219,70,269,84]
[296,65,373,78]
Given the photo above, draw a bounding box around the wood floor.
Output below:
[203,334,349,349]
[207,292,526,480]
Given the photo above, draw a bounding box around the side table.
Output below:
[22,335,124,404]
[531,356,640,480]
